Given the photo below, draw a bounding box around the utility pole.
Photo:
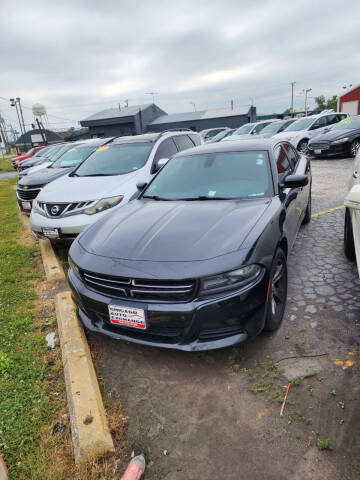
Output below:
[230,99,234,110]
[290,81,296,116]
[36,118,47,145]
[189,101,196,112]
[16,98,26,137]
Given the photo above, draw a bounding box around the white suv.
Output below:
[30,131,202,241]
[273,112,348,153]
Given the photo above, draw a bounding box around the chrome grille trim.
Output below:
[36,200,96,217]
[80,270,197,303]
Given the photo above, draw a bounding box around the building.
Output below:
[338,85,360,115]
[80,104,166,138]
[148,105,256,132]
[15,128,63,148]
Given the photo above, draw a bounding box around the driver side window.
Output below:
[311,117,327,129]
[152,138,178,173]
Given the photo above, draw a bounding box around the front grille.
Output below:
[81,270,197,303]
[37,201,94,217]
[309,142,330,150]
[199,326,244,341]
[17,185,43,201]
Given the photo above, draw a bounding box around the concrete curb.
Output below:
[0,455,8,480]
[55,291,115,463]
[39,238,66,283]
[17,210,30,232]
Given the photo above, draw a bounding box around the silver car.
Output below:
[222,120,277,142]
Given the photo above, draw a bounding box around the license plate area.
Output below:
[22,201,31,210]
[314,149,322,154]
[108,304,147,329]
[42,227,60,239]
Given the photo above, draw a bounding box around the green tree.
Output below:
[326,95,338,110]
[283,108,291,114]
[314,95,326,110]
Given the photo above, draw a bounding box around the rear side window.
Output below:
[173,135,195,151]
[274,145,291,178]
[312,116,327,129]
[153,138,178,163]
[326,115,339,126]
[188,134,201,146]
[282,143,298,167]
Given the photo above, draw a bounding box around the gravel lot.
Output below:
[88,157,359,479]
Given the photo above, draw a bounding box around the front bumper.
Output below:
[30,210,94,240]
[308,142,350,158]
[68,267,269,351]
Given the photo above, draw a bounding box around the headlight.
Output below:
[200,264,263,295]
[68,256,81,279]
[331,137,350,144]
[84,196,123,215]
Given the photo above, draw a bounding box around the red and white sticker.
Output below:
[108,304,146,329]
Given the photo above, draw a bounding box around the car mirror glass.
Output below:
[154,158,169,172]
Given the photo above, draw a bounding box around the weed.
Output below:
[317,438,333,451]
[339,419,344,425]
[316,375,323,382]
[232,364,240,372]
[308,386,314,394]
[291,378,301,386]
[338,401,345,409]
[296,433,301,440]
[330,390,336,396]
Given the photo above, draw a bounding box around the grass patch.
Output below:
[0,179,63,478]
[0,155,15,172]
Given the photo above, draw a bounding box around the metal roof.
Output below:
[81,104,153,122]
[149,106,251,125]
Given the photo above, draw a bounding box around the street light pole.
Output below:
[189,101,196,111]
[10,98,25,140]
[290,81,296,116]
[303,88,312,115]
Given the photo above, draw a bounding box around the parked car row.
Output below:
[200,111,360,158]
[14,125,312,351]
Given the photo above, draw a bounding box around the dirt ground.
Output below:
[87,157,360,479]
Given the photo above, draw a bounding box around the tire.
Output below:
[302,192,311,224]
[350,139,360,157]
[344,208,355,261]
[264,248,288,332]
[297,139,309,154]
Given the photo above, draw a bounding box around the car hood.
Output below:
[78,198,271,262]
[37,170,141,202]
[308,128,357,143]
[18,167,72,187]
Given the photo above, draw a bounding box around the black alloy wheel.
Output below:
[344,208,356,260]
[297,140,309,154]
[350,139,360,157]
[264,248,287,332]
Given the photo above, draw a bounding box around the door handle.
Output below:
[353,170,359,179]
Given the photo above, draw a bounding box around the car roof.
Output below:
[111,131,199,145]
[175,138,282,156]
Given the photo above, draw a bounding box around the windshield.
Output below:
[74,143,152,177]
[24,148,35,156]
[210,130,231,141]
[284,117,314,132]
[51,145,96,168]
[330,117,360,130]
[261,122,283,134]
[233,124,254,135]
[33,147,48,157]
[43,145,64,160]
[143,151,272,200]
[49,144,75,163]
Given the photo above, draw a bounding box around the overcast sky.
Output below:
[1,0,359,132]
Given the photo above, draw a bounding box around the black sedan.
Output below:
[16,138,113,214]
[308,116,360,157]
[68,139,311,351]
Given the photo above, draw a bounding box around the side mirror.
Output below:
[281,174,308,189]
[154,157,169,172]
[345,184,360,210]
[136,181,148,191]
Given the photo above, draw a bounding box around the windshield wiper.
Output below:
[182,196,233,200]
[81,173,110,177]
[142,195,172,200]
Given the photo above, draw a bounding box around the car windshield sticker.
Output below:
[67,148,75,152]
[96,145,109,152]
[339,119,351,125]
[256,155,264,165]
[208,190,216,197]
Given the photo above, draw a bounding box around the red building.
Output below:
[338,85,360,115]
